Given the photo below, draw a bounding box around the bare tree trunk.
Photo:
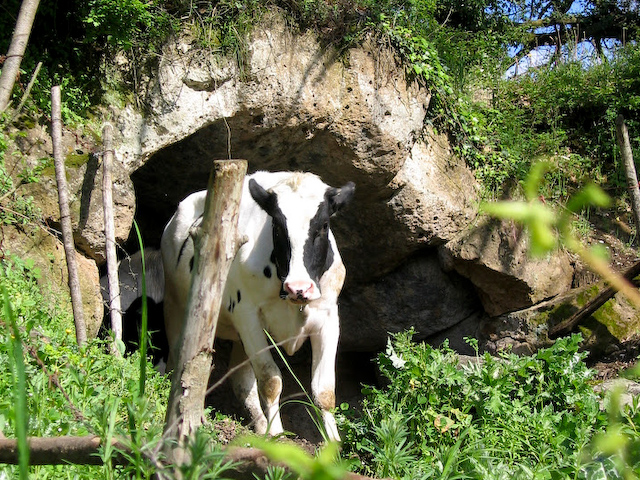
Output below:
[616,114,640,236]
[102,123,122,353]
[0,0,40,112]
[163,160,247,466]
[51,86,86,346]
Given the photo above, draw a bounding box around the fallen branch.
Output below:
[0,436,123,465]
[549,259,640,339]
[0,436,385,480]
[11,60,41,120]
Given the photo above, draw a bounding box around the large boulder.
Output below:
[116,13,478,277]
[339,252,483,351]
[440,217,575,317]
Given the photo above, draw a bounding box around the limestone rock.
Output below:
[339,253,482,351]
[118,13,479,285]
[440,217,574,316]
[0,224,103,338]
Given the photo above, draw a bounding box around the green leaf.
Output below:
[566,183,611,212]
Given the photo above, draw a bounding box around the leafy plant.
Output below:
[0,253,171,478]
[338,331,616,479]
[242,436,349,480]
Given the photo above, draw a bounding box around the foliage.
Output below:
[467,43,640,199]
[338,330,640,479]
[482,161,640,308]
[0,116,44,227]
[243,437,349,480]
[82,0,174,52]
[0,253,171,478]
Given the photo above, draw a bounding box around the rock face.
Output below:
[440,218,575,317]
[111,13,489,349]
[4,11,604,353]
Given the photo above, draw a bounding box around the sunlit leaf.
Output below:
[566,183,611,213]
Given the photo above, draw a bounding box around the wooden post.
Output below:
[616,114,640,237]
[102,123,122,352]
[163,160,247,466]
[51,86,87,346]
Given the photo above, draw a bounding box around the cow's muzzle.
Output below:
[283,280,318,304]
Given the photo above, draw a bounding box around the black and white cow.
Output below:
[161,171,355,441]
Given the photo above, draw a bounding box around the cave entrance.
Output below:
[127,112,358,251]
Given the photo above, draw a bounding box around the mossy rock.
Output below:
[538,281,639,356]
[485,278,640,357]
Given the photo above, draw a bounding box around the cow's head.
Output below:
[249,173,355,304]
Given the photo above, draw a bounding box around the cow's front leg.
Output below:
[229,341,269,435]
[309,307,340,442]
[233,317,284,436]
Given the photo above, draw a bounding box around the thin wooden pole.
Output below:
[102,123,122,352]
[0,0,40,112]
[163,160,247,466]
[51,86,86,346]
[616,114,640,237]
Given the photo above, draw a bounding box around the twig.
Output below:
[11,60,41,120]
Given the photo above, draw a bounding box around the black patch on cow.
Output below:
[189,256,194,272]
[237,290,241,303]
[176,215,204,268]
[263,266,272,278]
[249,179,291,283]
[176,236,190,268]
[302,183,355,284]
[302,203,332,285]
[228,298,236,313]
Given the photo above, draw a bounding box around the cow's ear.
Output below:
[249,179,277,215]
[326,181,355,216]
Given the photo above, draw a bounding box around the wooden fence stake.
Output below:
[102,123,122,352]
[163,160,247,466]
[51,86,86,346]
[616,114,640,237]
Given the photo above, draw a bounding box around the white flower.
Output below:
[386,339,406,369]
